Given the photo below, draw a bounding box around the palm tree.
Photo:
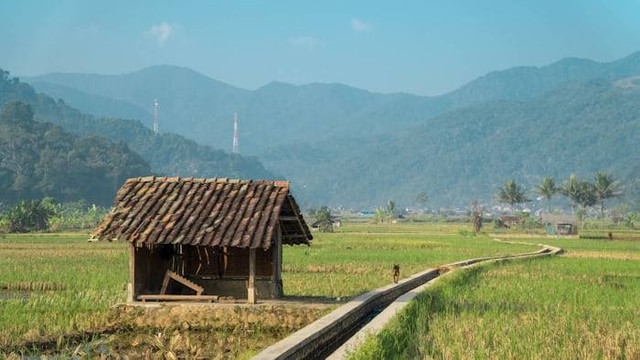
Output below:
[496,179,530,212]
[593,172,622,218]
[386,200,396,217]
[374,207,388,224]
[561,175,582,213]
[535,176,558,212]
[577,181,596,210]
[562,174,597,214]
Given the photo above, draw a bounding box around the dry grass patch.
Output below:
[564,251,640,261]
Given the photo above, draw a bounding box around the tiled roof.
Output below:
[91,177,312,249]
[540,214,577,224]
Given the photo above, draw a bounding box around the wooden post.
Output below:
[248,248,256,304]
[273,225,283,297]
[128,243,135,303]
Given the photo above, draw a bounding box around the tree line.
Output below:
[496,172,622,217]
[0,197,109,233]
[0,101,150,205]
[0,69,275,185]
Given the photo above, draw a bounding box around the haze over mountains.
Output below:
[0,71,274,206]
[25,52,640,153]
[19,51,640,208]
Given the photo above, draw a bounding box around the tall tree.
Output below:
[374,207,388,224]
[386,200,396,217]
[415,192,428,209]
[593,172,622,218]
[577,181,596,210]
[562,174,597,214]
[470,200,484,233]
[561,175,582,214]
[496,179,530,211]
[535,176,558,212]
[313,206,334,233]
[0,101,150,205]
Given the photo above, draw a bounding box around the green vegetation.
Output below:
[25,52,640,156]
[0,70,274,197]
[282,223,535,298]
[311,206,334,233]
[496,179,530,210]
[594,171,623,217]
[0,198,110,233]
[349,237,640,359]
[0,234,127,350]
[14,55,640,210]
[3,199,55,232]
[1,221,638,358]
[535,176,558,212]
[263,78,640,208]
[0,100,149,205]
[0,222,536,356]
[9,57,640,210]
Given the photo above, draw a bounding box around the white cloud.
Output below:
[288,36,318,50]
[145,22,176,45]
[351,18,373,33]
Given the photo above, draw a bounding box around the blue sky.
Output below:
[1,0,640,95]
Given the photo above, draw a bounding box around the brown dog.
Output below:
[393,264,400,283]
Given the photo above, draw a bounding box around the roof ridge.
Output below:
[127,177,290,187]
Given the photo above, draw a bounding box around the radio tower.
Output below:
[153,98,159,135]
[232,112,239,154]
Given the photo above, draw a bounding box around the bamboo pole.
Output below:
[248,248,256,304]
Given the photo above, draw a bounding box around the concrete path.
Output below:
[254,241,563,360]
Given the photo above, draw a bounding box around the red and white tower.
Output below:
[232,112,239,154]
[153,98,159,135]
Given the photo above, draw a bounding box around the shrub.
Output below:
[5,200,55,233]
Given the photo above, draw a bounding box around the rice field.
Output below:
[0,222,538,356]
[349,236,640,359]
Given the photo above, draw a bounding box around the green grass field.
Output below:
[2,222,637,358]
[350,236,640,359]
[0,222,538,356]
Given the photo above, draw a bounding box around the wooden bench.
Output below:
[138,294,219,302]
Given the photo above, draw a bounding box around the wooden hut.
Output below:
[540,214,577,235]
[91,177,312,304]
[497,215,522,228]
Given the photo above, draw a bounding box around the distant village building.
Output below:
[91,177,312,304]
[497,215,522,228]
[310,217,342,230]
[540,214,577,235]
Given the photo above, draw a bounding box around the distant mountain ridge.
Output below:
[29,81,153,123]
[0,70,275,196]
[19,51,640,208]
[261,78,640,207]
[24,52,640,154]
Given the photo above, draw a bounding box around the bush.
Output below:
[5,200,55,233]
[48,201,110,231]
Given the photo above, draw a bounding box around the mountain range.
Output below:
[18,51,640,208]
[0,70,274,205]
[24,52,640,154]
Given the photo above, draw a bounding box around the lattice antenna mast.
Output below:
[232,112,239,154]
[153,98,159,135]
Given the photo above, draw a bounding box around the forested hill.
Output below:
[262,79,640,208]
[0,70,275,185]
[24,51,640,154]
[0,101,150,205]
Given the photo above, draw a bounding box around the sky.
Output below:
[1,0,640,96]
